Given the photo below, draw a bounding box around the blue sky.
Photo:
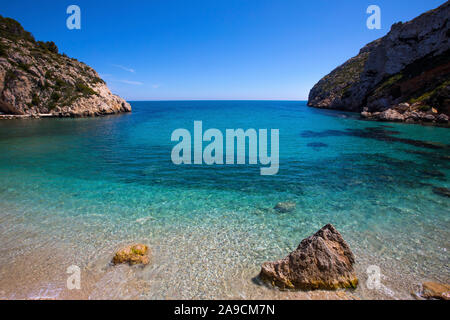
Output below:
[2,0,446,100]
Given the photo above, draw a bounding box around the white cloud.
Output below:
[119,80,143,85]
[100,75,143,86]
[112,64,135,73]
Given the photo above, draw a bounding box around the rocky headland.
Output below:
[0,16,131,118]
[308,1,449,126]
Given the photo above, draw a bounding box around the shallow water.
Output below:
[0,101,448,299]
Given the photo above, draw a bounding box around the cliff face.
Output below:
[308,1,449,124]
[0,16,131,117]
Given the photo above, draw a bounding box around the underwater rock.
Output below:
[420,282,450,300]
[112,243,150,266]
[307,142,328,148]
[422,170,446,178]
[301,127,445,149]
[274,202,296,213]
[260,224,358,290]
[432,187,450,198]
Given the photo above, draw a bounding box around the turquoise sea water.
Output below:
[0,101,449,299]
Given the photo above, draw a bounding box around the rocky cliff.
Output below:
[0,16,131,117]
[308,1,449,125]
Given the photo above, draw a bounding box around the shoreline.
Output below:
[0,221,440,301]
[359,115,450,128]
[0,114,55,120]
[308,105,450,128]
[2,109,450,128]
[0,111,131,120]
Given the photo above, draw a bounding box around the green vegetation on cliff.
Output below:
[308,1,450,121]
[0,15,131,117]
[320,53,369,93]
[367,49,450,115]
[0,15,35,42]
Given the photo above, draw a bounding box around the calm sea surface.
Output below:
[0,101,448,299]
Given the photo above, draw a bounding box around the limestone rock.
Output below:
[395,102,410,113]
[437,113,449,123]
[421,282,450,300]
[378,109,405,122]
[260,224,358,290]
[112,244,150,266]
[363,107,450,125]
[274,202,296,213]
[361,111,371,118]
[0,15,131,117]
[407,111,421,121]
[308,2,450,125]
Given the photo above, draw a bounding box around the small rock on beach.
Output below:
[420,282,450,300]
[112,243,150,266]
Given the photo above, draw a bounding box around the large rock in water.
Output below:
[307,2,450,123]
[0,15,131,117]
[260,224,358,290]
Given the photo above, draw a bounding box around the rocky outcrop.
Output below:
[308,2,449,125]
[260,224,358,290]
[361,102,449,124]
[112,244,150,266]
[0,16,131,117]
[420,282,450,300]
